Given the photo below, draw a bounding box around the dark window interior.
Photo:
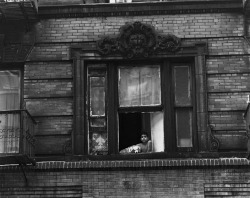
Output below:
[119,112,152,151]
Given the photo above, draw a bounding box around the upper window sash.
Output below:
[0,70,21,110]
[118,65,161,107]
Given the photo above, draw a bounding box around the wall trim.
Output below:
[0,158,250,171]
[38,0,243,19]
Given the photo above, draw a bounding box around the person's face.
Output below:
[141,134,149,143]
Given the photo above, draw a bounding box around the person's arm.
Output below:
[147,140,152,152]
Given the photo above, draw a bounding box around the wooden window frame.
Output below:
[72,42,208,159]
[0,64,24,110]
[109,59,196,154]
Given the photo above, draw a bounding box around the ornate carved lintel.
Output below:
[97,21,181,58]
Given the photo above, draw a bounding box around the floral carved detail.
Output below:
[97,21,181,58]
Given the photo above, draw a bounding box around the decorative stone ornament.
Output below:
[97,21,181,58]
[208,126,219,152]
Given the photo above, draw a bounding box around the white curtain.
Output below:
[0,70,21,154]
[150,112,164,152]
[118,66,161,107]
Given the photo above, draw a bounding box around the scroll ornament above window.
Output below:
[97,21,181,59]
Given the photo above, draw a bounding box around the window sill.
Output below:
[32,156,250,170]
[0,152,249,170]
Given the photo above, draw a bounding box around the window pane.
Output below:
[90,77,105,116]
[90,118,106,127]
[89,132,108,155]
[119,112,164,154]
[175,109,192,147]
[174,66,191,106]
[0,113,20,154]
[118,66,161,107]
[88,65,108,155]
[0,71,21,154]
[0,70,21,110]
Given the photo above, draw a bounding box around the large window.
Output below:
[86,59,196,155]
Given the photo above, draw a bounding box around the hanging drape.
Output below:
[0,70,21,154]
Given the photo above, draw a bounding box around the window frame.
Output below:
[0,64,24,155]
[72,42,208,159]
[0,64,24,110]
[171,61,197,152]
[79,58,197,156]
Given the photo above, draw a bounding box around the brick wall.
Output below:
[23,10,250,154]
[1,2,250,198]
[1,159,250,198]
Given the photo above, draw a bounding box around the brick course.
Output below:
[207,56,250,74]
[209,111,245,130]
[24,80,73,98]
[26,98,73,116]
[1,159,250,197]
[35,116,72,136]
[35,136,71,155]
[24,62,72,79]
[208,73,250,92]
[208,92,249,111]
[35,14,244,43]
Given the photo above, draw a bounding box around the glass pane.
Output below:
[0,113,20,153]
[118,66,161,107]
[141,67,161,106]
[175,109,192,147]
[119,111,164,154]
[0,70,20,110]
[90,118,106,127]
[90,77,105,116]
[174,66,191,106]
[89,132,108,155]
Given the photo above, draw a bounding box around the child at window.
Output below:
[120,132,152,154]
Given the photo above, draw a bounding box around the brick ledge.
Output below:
[34,158,250,170]
[1,158,249,170]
